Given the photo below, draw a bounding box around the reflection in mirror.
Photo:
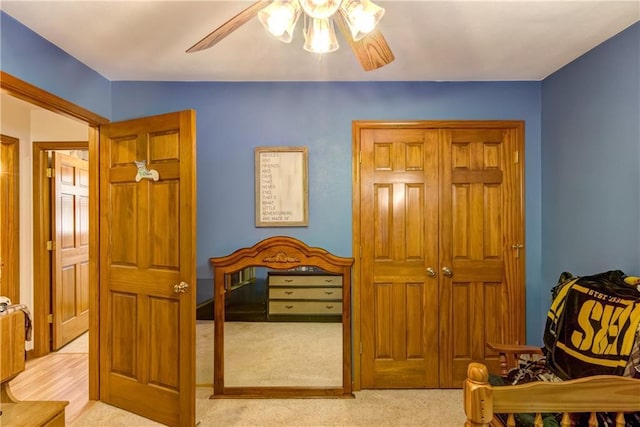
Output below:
[224,266,342,387]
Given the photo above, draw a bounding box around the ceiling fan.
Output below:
[186,0,395,72]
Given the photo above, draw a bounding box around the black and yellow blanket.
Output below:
[493,270,640,426]
[543,270,640,380]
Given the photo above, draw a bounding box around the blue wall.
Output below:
[0,12,111,118]
[110,81,543,334]
[540,22,640,331]
[7,12,639,345]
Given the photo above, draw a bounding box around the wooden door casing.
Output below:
[3,71,106,401]
[354,121,525,390]
[51,151,90,350]
[99,111,196,427]
[0,134,19,303]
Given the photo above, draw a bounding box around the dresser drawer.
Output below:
[268,275,342,287]
[269,287,342,300]
[268,300,342,315]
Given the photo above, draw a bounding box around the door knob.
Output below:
[173,281,189,293]
[426,267,437,277]
[442,267,453,277]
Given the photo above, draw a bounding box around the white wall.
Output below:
[0,94,88,350]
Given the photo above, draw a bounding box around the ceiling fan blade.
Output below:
[186,1,269,53]
[334,12,395,72]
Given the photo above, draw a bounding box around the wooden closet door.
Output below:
[360,128,440,388]
[438,127,525,387]
[356,122,525,389]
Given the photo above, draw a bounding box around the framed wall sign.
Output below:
[255,146,308,227]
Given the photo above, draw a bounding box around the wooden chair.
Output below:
[1,310,69,426]
[485,343,543,379]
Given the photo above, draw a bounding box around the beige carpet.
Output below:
[72,321,467,426]
[73,388,466,426]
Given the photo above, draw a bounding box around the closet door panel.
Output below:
[361,129,439,388]
[440,127,521,387]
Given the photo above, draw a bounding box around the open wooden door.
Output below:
[99,110,196,427]
[51,151,90,350]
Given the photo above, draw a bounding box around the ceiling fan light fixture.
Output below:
[298,0,342,19]
[303,17,339,54]
[340,0,385,41]
[258,0,301,42]
[187,0,395,71]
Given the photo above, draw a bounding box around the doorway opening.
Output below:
[33,142,90,354]
[1,71,109,405]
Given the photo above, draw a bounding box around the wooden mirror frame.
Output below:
[209,236,354,398]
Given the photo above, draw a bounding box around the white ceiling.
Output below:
[1,1,639,82]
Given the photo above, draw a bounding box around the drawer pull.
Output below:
[324,279,334,283]
[285,305,294,309]
[285,291,294,295]
[285,279,293,283]
[325,305,334,309]
[324,291,334,295]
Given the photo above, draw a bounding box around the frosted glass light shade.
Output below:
[340,0,385,41]
[298,0,342,19]
[303,17,339,53]
[258,0,301,43]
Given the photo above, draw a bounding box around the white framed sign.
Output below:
[254,146,308,227]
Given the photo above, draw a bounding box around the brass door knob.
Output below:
[426,267,437,277]
[442,267,453,277]
[173,281,189,293]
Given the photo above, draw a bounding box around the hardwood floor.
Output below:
[8,352,89,425]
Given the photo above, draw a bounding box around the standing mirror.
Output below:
[209,236,354,398]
